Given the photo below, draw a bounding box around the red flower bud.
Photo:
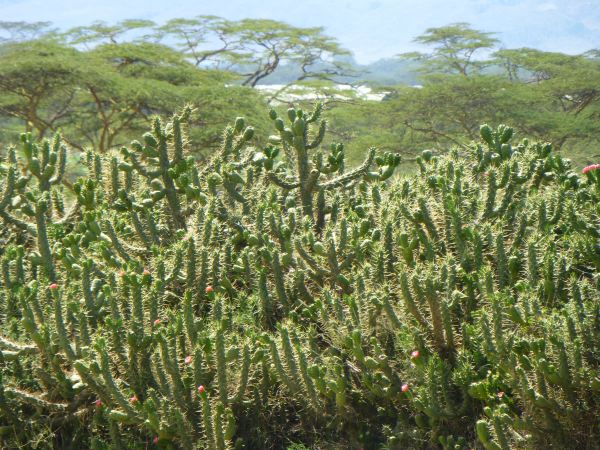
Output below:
[143,268,150,276]
[411,350,420,359]
[94,399,103,408]
[49,283,58,290]
[401,383,409,393]
[154,319,161,326]
[197,385,205,394]
[185,355,193,365]
[583,164,600,174]
[153,436,159,445]
[205,285,213,294]
[129,395,138,404]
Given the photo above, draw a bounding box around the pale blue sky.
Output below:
[0,0,598,63]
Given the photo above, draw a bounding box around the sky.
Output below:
[0,0,598,63]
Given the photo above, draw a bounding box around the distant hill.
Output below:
[255,56,423,87]
[253,57,530,88]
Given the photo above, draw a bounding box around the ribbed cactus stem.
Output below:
[441,299,455,351]
[292,331,319,409]
[492,415,511,450]
[35,196,56,281]
[268,337,295,393]
[258,272,274,330]
[157,120,185,231]
[280,326,300,390]
[381,294,403,330]
[384,222,396,277]
[214,401,226,450]
[200,391,215,448]
[233,345,250,404]
[99,346,138,418]
[215,330,229,405]
[400,272,429,329]
[158,334,190,411]
[183,291,197,347]
[271,251,289,314]
[53,294,77,361]
[174,409,195,450]
[422,277,445,351]
[495,234,508,290]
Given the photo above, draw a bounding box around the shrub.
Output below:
[0,105,598,449]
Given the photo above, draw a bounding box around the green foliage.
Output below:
[322,23,600,170]
[0,31,269,154]
[0,16,351,154]
[401,22,499,76]
[0,105,599,450]
[1,18,599,175]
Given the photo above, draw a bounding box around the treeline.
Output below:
[0,19,599,168]
[324,23,600,168]
[0,17,352,153]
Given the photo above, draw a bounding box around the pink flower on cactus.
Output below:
[94,399,103,408]
[401,383,410,393]
[205,285,214,294]
[154,319,161,326]
[197,385,206,394]
[49,283,58,290]
[118,270,126,277]
[129,395,138,404]
[143,268,150,276]
[153,436,159,445]
[497,391,505,398]
[582,164,600,174]
[185,355,193,365]
[411,350,420,359]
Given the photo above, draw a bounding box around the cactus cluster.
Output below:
[0,107,598,449]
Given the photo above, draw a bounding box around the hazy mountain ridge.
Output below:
[255,56,423,86]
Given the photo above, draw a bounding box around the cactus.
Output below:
[259,103,401,223]
[0,112,598,449]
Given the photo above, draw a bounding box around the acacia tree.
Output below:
[0,38,169,152]
[0,40,85,144]
[491,48,600,149]
[0,20,55,43]
[62,19,156,46]
[0,20,270,154]
[153,17,353,87]
[393,75,512,147]
[388,23,501,150]
[401,22,498,76]
[72,40,255,152]
[493,48,600,113]
[74,45,172,152]
[153,16,240,68]
[224,19,351,87]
